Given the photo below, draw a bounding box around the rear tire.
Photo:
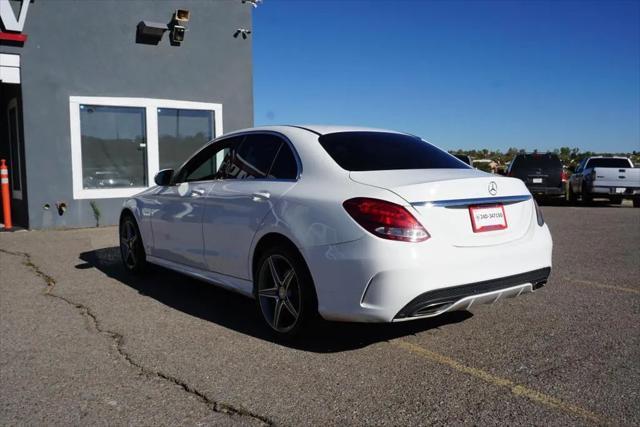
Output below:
[254,244,318,339]
[119,213,147,274]
[633,197,640,208]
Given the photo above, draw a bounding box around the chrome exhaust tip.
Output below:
[532,279,547,290]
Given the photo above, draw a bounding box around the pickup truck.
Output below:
[568,157,640,207]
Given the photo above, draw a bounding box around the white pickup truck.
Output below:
[568,157,640,207]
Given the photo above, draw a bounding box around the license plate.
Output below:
[615,188,625,194]
[532,178,543,184]
[469,204,508,233]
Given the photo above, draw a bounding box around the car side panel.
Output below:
[247,179,409,281]
[202,179,297,279]
[123,190,158,254]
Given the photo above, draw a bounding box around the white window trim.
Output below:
[69,96,223,200]
[0,53,21,84]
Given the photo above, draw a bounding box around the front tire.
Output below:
[633,197,640,208]
[254,245,317,338]
[119,214,147,274]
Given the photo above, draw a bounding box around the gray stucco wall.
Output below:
[2,0,253,229]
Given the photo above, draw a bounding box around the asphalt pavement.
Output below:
[1,202,638,425]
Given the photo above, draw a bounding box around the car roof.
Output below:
[516,152,558,156]
[586,156,629,159]
[222,125,409,137]
[293,125,407,135]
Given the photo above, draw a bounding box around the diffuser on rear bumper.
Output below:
[394,267,551,320]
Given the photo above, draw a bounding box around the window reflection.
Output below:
[80,105,147,189]
[158,108,214,171]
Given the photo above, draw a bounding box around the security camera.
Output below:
[242,0,262,8]
[173,9,190,25]
[233,28,252,39]
[171,25,186,43]
[168,9,189,45]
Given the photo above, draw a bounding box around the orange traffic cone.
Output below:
[1,159,12,230]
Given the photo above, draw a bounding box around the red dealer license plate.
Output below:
[469,204,508,233]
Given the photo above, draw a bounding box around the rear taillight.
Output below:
[343,198,430,242]
[561,170,568,182]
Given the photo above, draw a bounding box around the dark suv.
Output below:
[507,153,565,198]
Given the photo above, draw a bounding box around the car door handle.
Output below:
[252,191,271,201]
[191,188,206,197]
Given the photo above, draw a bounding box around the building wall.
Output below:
[2,0,253,229]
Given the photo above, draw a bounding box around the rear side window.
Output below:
[585,158,632,169]
[318,132,469,171]
[234,134,282,179]
[511,154,562,170]
[268,143,298,179]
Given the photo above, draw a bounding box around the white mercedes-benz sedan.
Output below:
[120,126,552,337]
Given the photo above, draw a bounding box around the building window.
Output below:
[80,105,147,189]
[69,97,223,199]
[158,108,214,171]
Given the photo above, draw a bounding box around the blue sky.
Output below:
[252,0,640,153]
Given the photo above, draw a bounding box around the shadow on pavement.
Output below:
[77,247,472,353]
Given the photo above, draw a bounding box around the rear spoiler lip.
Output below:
[412,194,532,208]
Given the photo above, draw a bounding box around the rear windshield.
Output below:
[511,154,561,170]
[318,132,469,171]
[585,158,632,169]
[454,154,472,165]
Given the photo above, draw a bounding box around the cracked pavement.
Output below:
[1,203,639,425]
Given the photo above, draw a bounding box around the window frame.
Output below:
[69,96,223,199]
[231,131,302,181]
[172,131,302,184]
[173,135,245,184]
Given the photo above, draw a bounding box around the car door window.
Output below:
[577,159,587,172]
[268,142,298,179]
[232,134,282,179]
[175,136,243,183]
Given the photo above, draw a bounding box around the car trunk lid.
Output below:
[350,169,534,247]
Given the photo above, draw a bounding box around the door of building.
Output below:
[0,83,28,228]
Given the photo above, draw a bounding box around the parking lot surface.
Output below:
[1,203,639,425]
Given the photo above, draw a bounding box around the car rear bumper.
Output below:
[302,219,553,323]
[589,186,640,196]
[394,267,550,320]
[526,186,564,196]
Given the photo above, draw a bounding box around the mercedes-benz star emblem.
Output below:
[488,181,498,196]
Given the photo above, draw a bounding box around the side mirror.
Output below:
[154,169,174,186]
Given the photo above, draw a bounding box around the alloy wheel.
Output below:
[120,219,138,269]
[257,254,302,333]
